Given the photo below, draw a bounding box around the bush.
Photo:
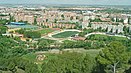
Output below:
[24,31,41,38]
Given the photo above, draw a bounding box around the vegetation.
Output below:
[52,31,78,38]
[0,33,131,73]
[0,19,9,25]
[1,6,131,73]
[0,36,40,73]
[56,34,129,50]
[31,34,130,51]
[123,26,131,36]
[37,28,54,35]
[34,16,37,25]
[0,14,8,16]
[37,38,55,50]
[24,31,41,39]
[0,15,15,25]
[96,41,130,73]
[60,40,105,49]
[79,28,107,37]
[90,18,102,22]
[42,52,96,73]
[87,34,128,42]
[16,29,25,34]
[79,29,96,37]
[22,53,37,62]
[0,26,7,34]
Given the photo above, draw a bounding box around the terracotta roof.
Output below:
[72,37,86,41]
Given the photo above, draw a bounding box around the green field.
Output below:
[85,49,102,57]
[22,52,58,62]
[37,28,54,34]
[52,31,79,38]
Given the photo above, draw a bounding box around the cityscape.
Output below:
[0,0,131,73]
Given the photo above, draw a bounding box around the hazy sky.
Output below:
[0,0,131,5]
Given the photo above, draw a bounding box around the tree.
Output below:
[16,29,25,34]
[34,17,37,25]
[81,54,96,73]
[90,18,102,22]
[0,19,9,25]
[116,29,118,34]
[88,22,92,27]
[123,26,129,36]
[9,14,15,22]
[7,61,16,73]
[105,27,108,32]
[0,36,39,73]
[38,40,48,49]
[61,14,65,19]
[111,18,115,22]
[24,31,41,39]
[0,26,7,34]
[25,62,40,73]
[41,52,95,73]
[11,46,27,57]
[110,28,113,33]
[128,18,130,24]
[54,19,58,23]
[46,19,48,22]
[37,39,55,50]
[96,41,130,73]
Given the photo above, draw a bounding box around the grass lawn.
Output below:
[52,31,79,38]
[37,28,54,34]
[85,49,102,57]
[22,52,58,64]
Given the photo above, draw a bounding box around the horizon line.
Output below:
[0,3,131,6]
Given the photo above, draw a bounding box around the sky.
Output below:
[0,0,131,5]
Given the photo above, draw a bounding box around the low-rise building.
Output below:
[71,36,86,41]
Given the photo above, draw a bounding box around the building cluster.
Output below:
[35,11,82,28]
[82,12,131,33]
[0,7,84,28]
[91,22,124,33]
[0,16,10,20]
[14,12,34,24]
[42,22,76,28]
[0,6,131,33]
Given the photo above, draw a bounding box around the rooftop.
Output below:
[10,22,26,25]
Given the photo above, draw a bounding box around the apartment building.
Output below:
[14,12,34,24]
[91,22,124,33]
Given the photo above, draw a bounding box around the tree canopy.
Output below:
[96,41,130,73]
[42,52,95,73]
